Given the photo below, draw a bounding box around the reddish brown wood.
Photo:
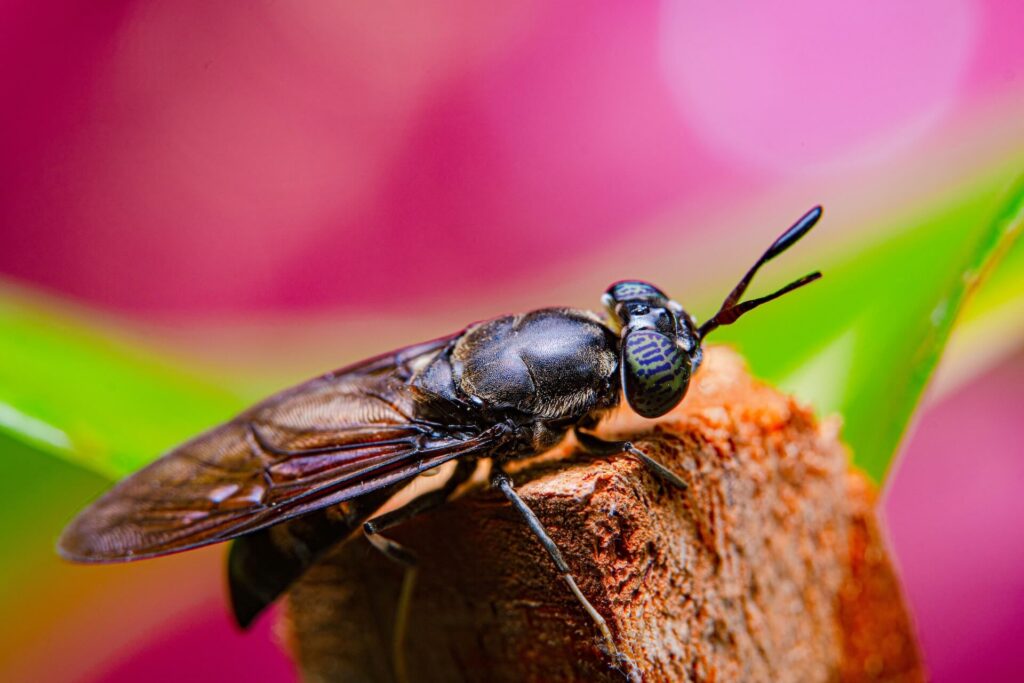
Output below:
[282,347,923,683]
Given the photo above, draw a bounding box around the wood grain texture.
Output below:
[282,347,923,683]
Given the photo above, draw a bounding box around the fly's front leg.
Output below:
[364,459,476,683]
[575,428,687,490]
[492,467,640,682]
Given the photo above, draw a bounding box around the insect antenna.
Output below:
[698,206,823,340]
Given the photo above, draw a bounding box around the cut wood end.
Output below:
[282,346,924,683]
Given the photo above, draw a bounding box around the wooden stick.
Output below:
[282,348,923,683]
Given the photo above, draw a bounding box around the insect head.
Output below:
[604,205,823,418]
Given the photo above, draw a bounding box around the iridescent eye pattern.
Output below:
[622,330,691,418]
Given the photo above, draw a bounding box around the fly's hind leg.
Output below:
[492,467,641,683]
[362,530,418,683]
[364,459,477,683]
[574,427,687,490]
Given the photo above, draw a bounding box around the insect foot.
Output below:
[284,347,924,683]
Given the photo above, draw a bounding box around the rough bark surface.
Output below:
[283,347,923,683]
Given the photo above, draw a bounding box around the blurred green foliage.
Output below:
[0,432,107,605]
[715,174,1024,481]
[0,292,243,478]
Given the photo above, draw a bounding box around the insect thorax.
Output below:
[412,307,620,434]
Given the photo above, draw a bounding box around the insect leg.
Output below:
[492,467,639,680]
[363,529,417,683]
[364,458,477,536]
[228,482,401,629]
[574,428,687,490]
[363,459,476,683]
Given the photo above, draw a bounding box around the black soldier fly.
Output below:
[59,206,823,680]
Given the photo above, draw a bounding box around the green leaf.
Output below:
[937,201,1024,390]
[0,286,245,479]
[0,432,108,604]
[713,173,1024,482]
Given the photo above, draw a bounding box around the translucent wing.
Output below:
[58,335,502,562]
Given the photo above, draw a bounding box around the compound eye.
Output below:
[621,330,692,418]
